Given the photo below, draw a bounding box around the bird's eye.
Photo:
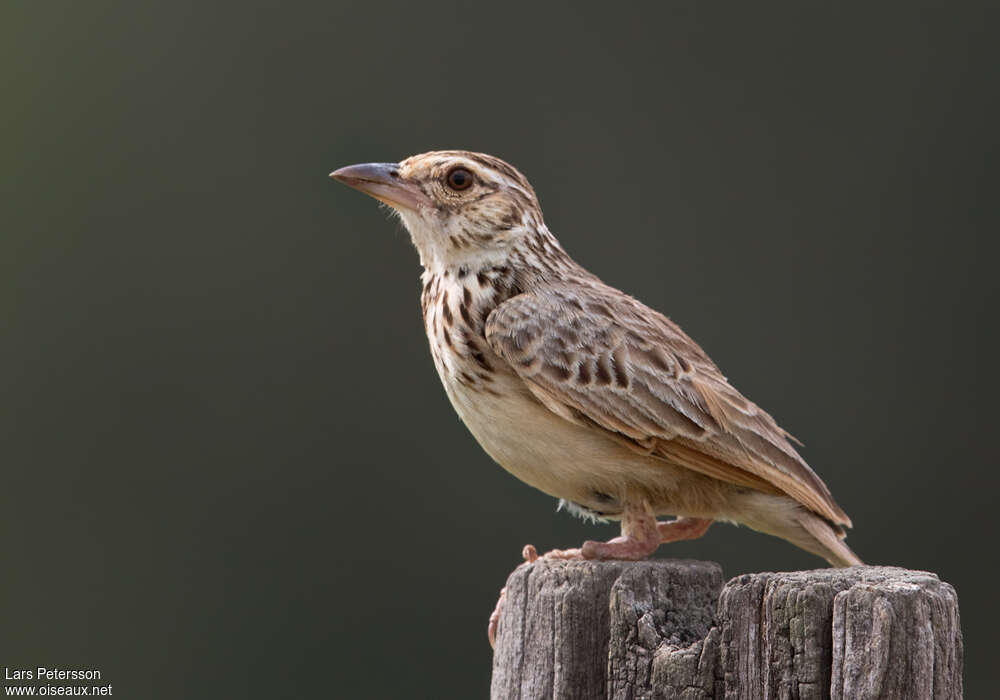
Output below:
[446,167,474,191]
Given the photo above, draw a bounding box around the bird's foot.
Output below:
[521,543,583,561]
[517,517,713,566]
[657,516,713,542]
[487,587,506,649]
[490,511,713,647]
[519,534,660,562]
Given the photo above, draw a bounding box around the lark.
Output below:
[331,151,861,642]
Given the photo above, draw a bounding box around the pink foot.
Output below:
[519,504,663,561]
[580,533,659,559]
[657,516,713,543]
[488,511,714,647]
[487,587,506,649]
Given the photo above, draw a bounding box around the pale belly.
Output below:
[418,272,723,520]
[438,367,683,515]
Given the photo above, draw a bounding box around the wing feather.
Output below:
[484,283,851,527]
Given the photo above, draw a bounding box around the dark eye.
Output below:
[446,167,474,191]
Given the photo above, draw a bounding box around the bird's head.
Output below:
[331,150,559,272]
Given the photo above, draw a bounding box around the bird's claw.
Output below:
[490,543,589,648]
[538,546,585,560]
[487,587,506,649]
[522,542,587,562]
[521,543,593,564]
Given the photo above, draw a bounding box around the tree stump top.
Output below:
[491,560,961,700]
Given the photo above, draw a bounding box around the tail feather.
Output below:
[796,510,863,567]
[729,491,863,567]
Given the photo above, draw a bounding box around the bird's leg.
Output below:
[520,514,713,564]
[657,516,713,543]
[523,501,662,561]
[490,511,713,647]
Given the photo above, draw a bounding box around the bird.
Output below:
[330,150,862,644]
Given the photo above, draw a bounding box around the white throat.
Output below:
[398,208,520,274]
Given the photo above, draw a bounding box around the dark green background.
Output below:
[3,1,996,697]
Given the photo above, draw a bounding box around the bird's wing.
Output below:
[484,283,850,527]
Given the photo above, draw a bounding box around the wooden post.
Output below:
[490,561,962,700]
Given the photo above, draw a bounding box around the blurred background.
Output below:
[3,1,997,697]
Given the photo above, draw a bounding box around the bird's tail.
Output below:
[733,492,863,567]
[795,509,863,567]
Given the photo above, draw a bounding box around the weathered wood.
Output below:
[829,571,963,699]
[491,561,962,700]
[607,561,725,700]
[490,560,724,700]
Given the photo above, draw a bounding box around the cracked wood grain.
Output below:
[491,561,961,700]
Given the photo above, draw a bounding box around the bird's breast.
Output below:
[420,274,668,507]
[421,272,506,396]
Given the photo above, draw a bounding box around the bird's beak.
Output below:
[329,162,431,212]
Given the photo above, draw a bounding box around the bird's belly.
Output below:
[440,370,664,508]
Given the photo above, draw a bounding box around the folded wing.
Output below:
[484,283,851,528]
